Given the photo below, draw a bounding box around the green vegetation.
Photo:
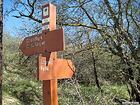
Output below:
[3,92,21,105]
[3,34,130,105]
[4,0,140,104]
[59,82,130,105]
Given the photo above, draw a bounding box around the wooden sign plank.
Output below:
[38,54,75,80]
[37,52,57,79]
[20,28,64,56]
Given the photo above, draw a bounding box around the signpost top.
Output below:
[42,3,56,32]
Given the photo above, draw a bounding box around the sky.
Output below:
[4,0,23,36]
[3,0,61,37]
[3,0,101,37]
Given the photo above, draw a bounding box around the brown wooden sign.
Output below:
[38,54,75,80]
[20,28,64,56]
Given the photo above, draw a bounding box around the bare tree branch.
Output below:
[58,22,97,29]
[104,0,118,24]
[77,1,98,28]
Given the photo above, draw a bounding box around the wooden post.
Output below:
[43,80,58,105]
[42,3,58,105]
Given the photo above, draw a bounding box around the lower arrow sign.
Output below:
[38,54,75,80]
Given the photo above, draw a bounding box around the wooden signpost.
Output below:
[20,3,75,105]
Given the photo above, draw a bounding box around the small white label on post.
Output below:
[42,24,49,30]
[43,7,49,17]
[42,18,50,24]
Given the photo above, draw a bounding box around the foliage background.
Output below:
[3,0,140,104]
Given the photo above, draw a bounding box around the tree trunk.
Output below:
[126,66,140,103]
[0,0,3,104]
[135,67,140,103]
[129,80,140,103]
[91,51,101,91]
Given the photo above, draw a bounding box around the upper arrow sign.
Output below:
[20,28,64,56]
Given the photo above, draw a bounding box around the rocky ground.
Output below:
[3,92,21,105]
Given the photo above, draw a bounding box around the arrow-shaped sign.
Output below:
[38,54,75,80]
[20,28,64,56]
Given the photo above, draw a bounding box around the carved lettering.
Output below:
[25,35,46,48]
